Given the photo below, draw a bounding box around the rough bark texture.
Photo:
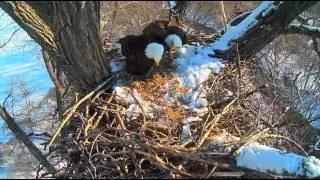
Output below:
[0,1,109,95]
[0,1,57,53]
[42,49,66,118]
[0,106,56,174]
[0,1,110,116]
[215,1,318,60]
[52,2,109,92]
[284,24,320,38]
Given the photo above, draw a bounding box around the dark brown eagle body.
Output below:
[119,35,167,75]
[142,20,187,46]
[142,20,169,41]
[166,26,188,45]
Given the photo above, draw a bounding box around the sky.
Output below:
[0,9,53,105]
[0,9,54,178]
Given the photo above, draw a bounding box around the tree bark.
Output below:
[212,1,318,60]
[52,2,109,92]
[0,1,109,96]
[42,49,65,117]
[0,106,56,174]
[283,24,320,38]
[0,1,110,115]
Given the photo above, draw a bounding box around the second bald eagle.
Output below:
[143,20,187,52]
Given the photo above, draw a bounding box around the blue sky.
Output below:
[0,9,54,178]
[0,9,53,143]
[0,9,53,104]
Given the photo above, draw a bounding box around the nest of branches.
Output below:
[40,33,318,179]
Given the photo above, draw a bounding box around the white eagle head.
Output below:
[165,34,182,52]
[145,42,164,67]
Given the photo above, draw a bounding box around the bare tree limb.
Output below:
[0,1,57,54]
[283,24,320,38]
[2,93,11,107]
[312,37,320,59]
[220,1,228,32]
[0,28,19,48]
[0,105,56,174]
[211,1,317,60]
[168,1,189,23]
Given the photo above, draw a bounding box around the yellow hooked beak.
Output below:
[154,60,160,67]
[170,45,176,52]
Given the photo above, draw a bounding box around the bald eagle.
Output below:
[142,20,187,52]
[119,35,167,75]
[142,20,169,42]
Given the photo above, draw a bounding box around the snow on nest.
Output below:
[237,143,305,176]
[169,44,224,111]
[113,43,225,116]
[114,84,162,121]
[236,143,320,178]
[110,23,320,177]
[110,58,126,73]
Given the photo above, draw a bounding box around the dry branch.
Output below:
[0,105,56,174]
[47,74,115,149]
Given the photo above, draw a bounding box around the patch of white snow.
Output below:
[110,58,126,73]
[236,143,305,176]
[210,1,278,51]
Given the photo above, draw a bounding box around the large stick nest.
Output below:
[40,30,318,179]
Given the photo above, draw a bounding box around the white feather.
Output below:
[145,43,164,62]
[165,34,182,49]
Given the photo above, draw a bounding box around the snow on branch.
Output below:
[210,1,279,52]
[284,24,320,38]
[296,15,320,27]
[168,1,176,9]
[208,1,317,59]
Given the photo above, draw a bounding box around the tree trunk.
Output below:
[42,49,66,118]
[0,1,109,91]
[52,2,109,92]
[0,1,110,114]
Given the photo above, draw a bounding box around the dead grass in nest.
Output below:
[130,73,169,104]
[42,42,318,179]
[130,73,188,122]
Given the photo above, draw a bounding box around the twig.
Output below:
[47,74,115,149]
[210,172,245,177]
[197,99,236,148]
[210,84,267,109]
[0,105,56,174]
[101,132,229,167]
[0,28,19,48]
[116,111,127,130]
[233,128,270,156]
[135,149,195,178]
[129,88,146,125]
[220,1,228,32]
[206,163,218,178]
[259,134,308,156]
[2,92,12,106]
